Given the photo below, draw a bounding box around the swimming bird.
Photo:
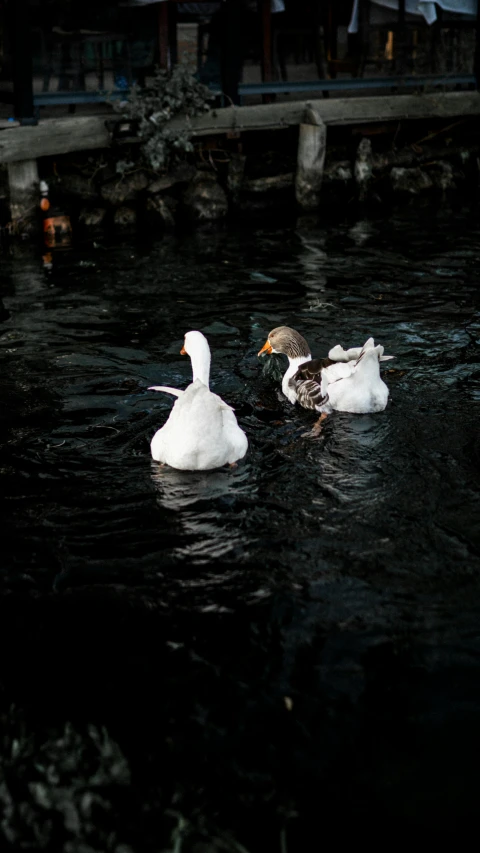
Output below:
[149,331,248,470]
[258,325,393,415]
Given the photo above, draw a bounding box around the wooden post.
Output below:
[354,137,373,201]
[158,1,169,70]
[397,0,407,74]
[9,0,36,125]
[168,1,178,68]
[261,0,273,104]
[227,152,246,204]
[474,0,480,89]
[295,106,326,211]
[222,0,243,105]
[261,0,272,81]
[7,159,39,223]
[325,2,337,78]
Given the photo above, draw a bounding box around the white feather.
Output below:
[320,341,390,414]
[282,333,393,415]
[148,385,184,397]
[150,331,248,470]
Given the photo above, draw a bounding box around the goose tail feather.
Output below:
[148,386,184,398]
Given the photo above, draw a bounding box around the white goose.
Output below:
[258,325,394,415]
[149,331,248,470]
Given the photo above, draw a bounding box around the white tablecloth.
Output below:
[348,0,477,34]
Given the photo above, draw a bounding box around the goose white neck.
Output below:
[282,354,311,401]
[191,350,210,387]
[287,353,311,371]
[185,332,211,388]
[283,353,312,383]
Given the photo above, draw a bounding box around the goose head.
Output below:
[258,326,311,361]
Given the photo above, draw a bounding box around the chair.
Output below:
[272,1,327,81]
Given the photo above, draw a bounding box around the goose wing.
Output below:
[290,358,333,410]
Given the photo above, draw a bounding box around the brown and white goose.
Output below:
[258,325,394,415]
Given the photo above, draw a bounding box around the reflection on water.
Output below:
[1,207,480,841]
[151,462,247,510]
[151,462,255,561]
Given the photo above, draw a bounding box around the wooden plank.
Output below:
[169,91,480,136]
[0,115,111,164]
[174,100,306,135]
[243,174,294,192]
[1,91,480,165]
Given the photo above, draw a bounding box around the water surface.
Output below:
[1,206,479,843]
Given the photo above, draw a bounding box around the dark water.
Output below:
[1,206,480,847]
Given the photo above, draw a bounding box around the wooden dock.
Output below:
[2,91,480,221]
[1,92,480,164]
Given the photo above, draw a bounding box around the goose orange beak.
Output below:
[258,340,273,357]
[180,345,186,355]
